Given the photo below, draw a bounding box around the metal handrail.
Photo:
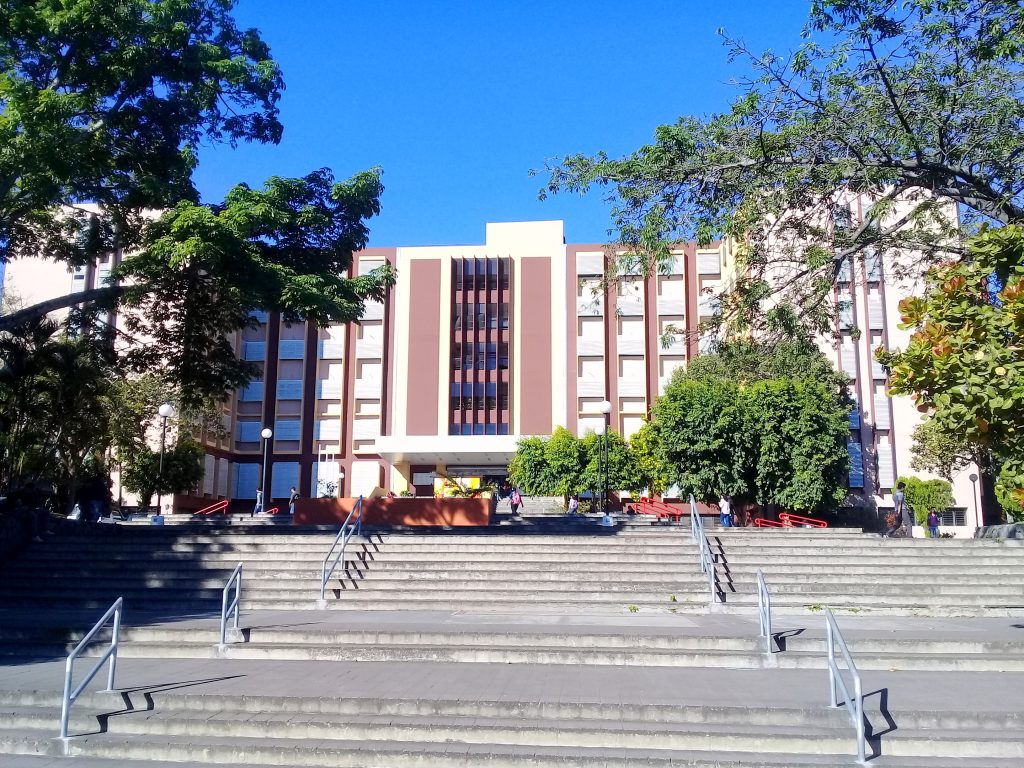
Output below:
[319,496,364,605]
[196,499,229,516]
[218,562,243,649]
[779,512,828,528]
[60,597,123,739]
[825,607,867,763]
[756,568,774,653]
[689,495,719,603]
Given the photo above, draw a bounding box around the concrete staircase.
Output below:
[0,522,705,613]
[707,529,1024,616]
[2,520,1024,766]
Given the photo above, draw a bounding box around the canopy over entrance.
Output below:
[368,435,521,468]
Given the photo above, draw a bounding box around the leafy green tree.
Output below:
[896,476,956,525]
[580,430,645,497]
[652,377,750,503]
[507,436,556,496]
[878,225,1024,521]
[0,317,117,510]
[542,1,1024,336]
[544,426,586,499]
[743,379,851,511]
[629,420,667,496]
[1,0,283,274]
[116,168,393,408]
[121,438,205,512]
[652,340,850,511]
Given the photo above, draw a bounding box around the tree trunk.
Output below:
[0,285,123,332]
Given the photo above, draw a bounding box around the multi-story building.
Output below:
[1,217,981,529]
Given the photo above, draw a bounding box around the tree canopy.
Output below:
[652,340,851,510]
[879,224,1024,516]
[543,0,1024,335]
[0,0,283,266]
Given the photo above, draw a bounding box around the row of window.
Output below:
[452,303,509,331]
[449,423,510,435]
[449,381,509,411]
[452,258,511,291]
[452,342,510,370]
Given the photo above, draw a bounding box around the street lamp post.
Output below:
[156,403,174,517]
[261,428,273,511]
[968,472,980,526]
[599,400,614,527]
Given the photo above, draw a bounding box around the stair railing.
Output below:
[218,562,243,650]
[825,607,867,763]
[318,496,364,607]
[60,597,123,739]
[689,495,720,604]
[756,568,774,653]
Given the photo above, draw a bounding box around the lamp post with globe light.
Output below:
[599,400,614,527]
[156,402,174,516]
[261,428,273,510]
[969,472,980,526]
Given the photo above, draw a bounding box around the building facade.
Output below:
[1,217,980,527]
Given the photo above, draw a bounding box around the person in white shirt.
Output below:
[719,494,732,528]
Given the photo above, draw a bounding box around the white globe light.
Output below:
[157,403,174,418]
[599,400,612,414]
[261,428,273,439]
[594,423,606,436]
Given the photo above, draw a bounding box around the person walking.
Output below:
[509,488,523,517]
[252,488,263,517]
[567,495,579,516]
[288,487,298,516]
[927,509,940,539]
[718,494,732,528]
[885,482,909,537]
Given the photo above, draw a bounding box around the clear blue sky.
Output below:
[192,1,813,247]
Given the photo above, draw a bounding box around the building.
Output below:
[1,217,981,528]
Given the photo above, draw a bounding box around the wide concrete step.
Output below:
[4,702,1023,763]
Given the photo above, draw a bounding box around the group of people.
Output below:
[885,481,943,538]
[251,486,299,517]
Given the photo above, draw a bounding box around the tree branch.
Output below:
[0,285,124,332]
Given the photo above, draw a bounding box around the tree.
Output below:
[743,379,851,511]
[542,1,1024,336]
[120,438,205,512]
[652,377,750,503]
[651,340,851,511]
[1,0,283,271]
[629,420,667,496]
[878,225,1024,520]
[0,317,117,510]
[508,436,557,497]
[895,475,955,525]
[115,168,393,408]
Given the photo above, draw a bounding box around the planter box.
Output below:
[294,497,490,527]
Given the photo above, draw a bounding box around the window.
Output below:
[473,423,484,435]
[462,382,473,410]
[500,303,509,330]
[452,343,462,370]
[450,382,462,412]
[453,304,462,331]
[498,424,509,435]
[487,259,498,289]
[486,423,497,435]
[461,423,472,435]
[453,262,463,291]
[488,303,498,330]
[476,303,486,330]
[475,343,486,370]
[500,258,510,289]
[499,343,509,370]
[498,382,509,410]
[486,343,497,370]
[449,423,459,435]
[485,382,497,410]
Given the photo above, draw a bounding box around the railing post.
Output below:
[105,601,121,691]
[60,598,123,740]
[218,562,244,650]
